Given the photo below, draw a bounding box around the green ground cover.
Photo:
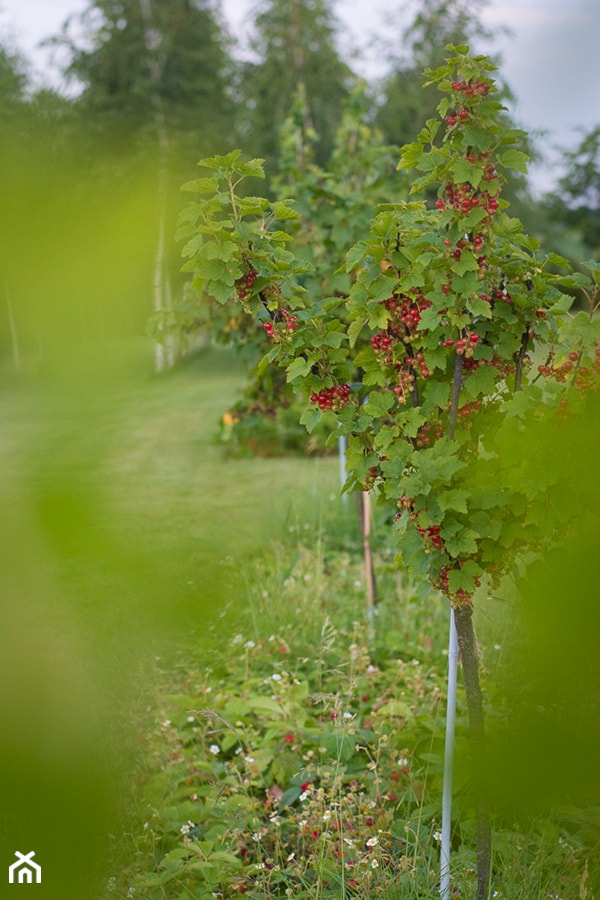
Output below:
[0,345,594,898]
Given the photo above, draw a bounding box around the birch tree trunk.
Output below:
[138,0,174,372]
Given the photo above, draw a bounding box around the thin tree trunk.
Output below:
[453,602,492,900]
[139,0,173,373]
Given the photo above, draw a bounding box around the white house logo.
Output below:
[8,851,42,884]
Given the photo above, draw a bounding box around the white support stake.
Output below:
[440,607,459,899]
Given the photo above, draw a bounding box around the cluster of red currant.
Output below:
[405,350,431,379]
[451,79,491,98]
[400,295,432,332]
[370,331,394,354]
[445,108,470,128]
[415,420,444,447]
[309,383,351,411]
[263,309,298,340]
[416,522,444,549]
[235,267,258,299]
[392,368,416,404]
[440,333,479,355]
[438,182,500,219]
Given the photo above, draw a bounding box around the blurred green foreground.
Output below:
[0,155,338,896]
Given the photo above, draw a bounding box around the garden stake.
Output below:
[440,608,458,899]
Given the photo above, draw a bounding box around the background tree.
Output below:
[544,125,600,260]
[375,0,497,149]
[237,0,354,175]
[53,0,236,367]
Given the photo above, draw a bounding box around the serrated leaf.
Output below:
[299,406,321,434]
[363,391,395,417]
[181,176,220,194]
[285,357,311,382]
[439,489,469,513]
[273,200,300,221]
[348,316,367,348]
[497,149,529,174]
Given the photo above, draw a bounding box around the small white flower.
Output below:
[271,673,282,681]
[107,877,117,892]
[180,820,195,836]
[366,836,379,847]
[397,757,409,768]
[287,852,295,862]
[235,747,244,756]
[252,832,262,842]
[255,862,266,869]
[433,830,442,842]
[371,858,379,869]
[343,712,353,719]
[299,791,309,801]
[244,755,255,764]
[269,815,281,826]
[231,634,243,646]
[343,837,355,847]
[187,715,195,723]
[322,810,332,821]
[245,640,256,649]
[127,889,136,898]
[299,819,308,827]
[209,744,220,755]
[161,719,171,728]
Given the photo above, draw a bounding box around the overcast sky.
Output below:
[1,0,599,192]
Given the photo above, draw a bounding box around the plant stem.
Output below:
[453,602,492,900]
[448,351,464,439]
[514,329,530,392]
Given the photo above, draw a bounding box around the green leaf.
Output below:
[439,489,469,513]
[181,176,220,194]
[467,295,493,318]
[363,391,395,417]
[444,528,479,557]
[285,357,311,382]
[198,150,242,170]
[497,149,529,174]
[463,365,499,398]
[273,200,300,221]
[348,317,367,348]
[299,406,321,434]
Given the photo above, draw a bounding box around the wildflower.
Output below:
[271,673,282,681]
[209,744,220,755]
[127,889,135,898]
[343,837,355,847]
[161,719,171,728]
[107,877,117,892]
[299,791,309,801]
[245,640,256,649]
[433,830,442,842]
[187,715,195,723]
[180,820,195,836]
[366,836,379,848]
[322,810,332,821]
[371,858,379,868]
[244,755,255,764]
[231,634,243,646]
[287,852,295,862]
[397,757,409,768]
[269,815,281,826]
[252,833,262,843]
